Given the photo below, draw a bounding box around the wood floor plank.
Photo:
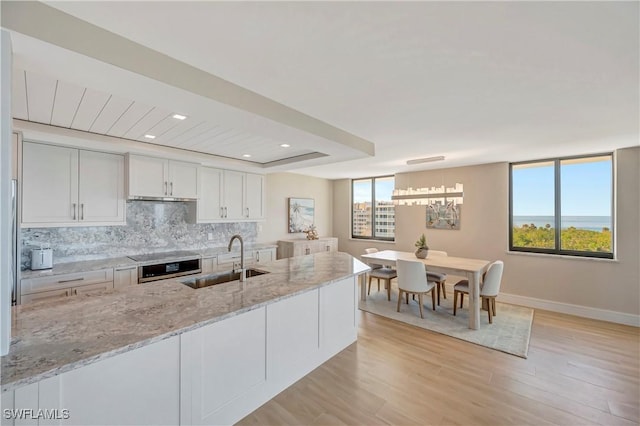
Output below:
[238,309,640,426]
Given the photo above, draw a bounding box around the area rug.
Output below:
[359,280,534,358]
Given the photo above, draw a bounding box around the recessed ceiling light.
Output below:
[172,114,187,120]
[406,155,445,165]
[280,144,290,148]
[144,134,156,139]
[242,154,251,158]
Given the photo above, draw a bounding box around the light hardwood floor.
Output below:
[239,307,639,425]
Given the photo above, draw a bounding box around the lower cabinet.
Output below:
[1,277,358,426]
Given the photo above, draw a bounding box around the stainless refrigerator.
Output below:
[11,178,18,305]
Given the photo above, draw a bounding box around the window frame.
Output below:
[509,153,614,259]
[351,175,395,242]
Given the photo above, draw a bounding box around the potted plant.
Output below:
[414,234,429,259]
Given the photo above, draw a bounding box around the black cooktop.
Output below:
[127,250,200,263]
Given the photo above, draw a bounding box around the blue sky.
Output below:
[353,178,394,202]
[512,158,612,216]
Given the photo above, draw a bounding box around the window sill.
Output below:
[349,238,396,245]
[505,250,618,263]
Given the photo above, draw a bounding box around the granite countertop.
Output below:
[20,257,138,280]
[2,252,369,392]
[20,243,279,279]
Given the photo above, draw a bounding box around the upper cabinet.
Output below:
[198,168,265,222]
[22,142,125,226]
[126,154,198,199]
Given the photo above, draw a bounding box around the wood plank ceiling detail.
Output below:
[12,69,315,164]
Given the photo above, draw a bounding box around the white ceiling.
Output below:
[4,1,639,179]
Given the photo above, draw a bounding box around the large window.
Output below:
[510,154,613,258]
[352,176,395,240]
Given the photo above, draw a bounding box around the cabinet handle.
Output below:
[164,181,168,195]
[256,252,260,262]
[58,277,85,284]
[305,248,311,255]
[80,204,84,220]
[246,207,249,218]
[224,207,228,218]
[72,203,77,220]
[73,289,78,296]
[170,182,173,196]
[326,245,330,251]
[220,207,224,218]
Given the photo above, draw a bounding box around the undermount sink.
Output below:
[181,268,269,289]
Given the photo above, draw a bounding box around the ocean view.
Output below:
[513,216,611,231]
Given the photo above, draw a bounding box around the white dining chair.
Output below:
[364,248,397,301]
[426,250,448,305]
[396,259,436,319]
[453,260,504,324]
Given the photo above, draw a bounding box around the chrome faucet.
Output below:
[228,234,246,282]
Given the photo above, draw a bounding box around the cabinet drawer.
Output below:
[22,269,114,295]
[114,266,138,288]
[72,281,114,296]
[21,288,71,304]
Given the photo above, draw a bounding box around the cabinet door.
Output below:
[78,150,125,223]
[244,173,264,220]
[201,257,215,274]
[22,142,78,224]
[127,155,168,198]
[168,160,198,198]
[197,167,223,222]
[255,248,274,264]
[182,307,266,425]
[222,170,245,220]
[21,288,71,304]
[72,281,114,296]
[114,267,138,288]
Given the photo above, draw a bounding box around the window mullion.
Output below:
[554,159,561,252]
[371,177,376,238]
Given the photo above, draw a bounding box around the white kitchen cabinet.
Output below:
[78,150,125,223]
[201,256,216,274]
[113,266,137,288]
[126,154,198,199]
[22,142,125,226]
[244,173,264,220]
[197,167,223,221]
[222,170,245,220]
[20,269,114,305]
[180,308,267,426]
[38,336,180,426]
[254,248,275,265]
[197,167,265,223]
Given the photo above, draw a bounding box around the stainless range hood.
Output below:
[128,195,197,202]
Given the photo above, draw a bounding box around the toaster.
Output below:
[31,247,53,270]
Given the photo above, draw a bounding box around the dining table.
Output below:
[360,250,491,330]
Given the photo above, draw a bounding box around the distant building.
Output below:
[352,201,395,238]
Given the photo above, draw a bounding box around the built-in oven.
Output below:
[128,251,202,283]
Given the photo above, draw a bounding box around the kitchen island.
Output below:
[1,252,369,425]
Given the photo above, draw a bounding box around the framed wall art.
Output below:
[288,198,315,233]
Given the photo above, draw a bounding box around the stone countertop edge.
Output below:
[2,252,370,393]
[20,243,280,279]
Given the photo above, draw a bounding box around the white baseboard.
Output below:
[497,293,640,327]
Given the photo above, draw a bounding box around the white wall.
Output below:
[258,172,334,244]
[333,147,640,323]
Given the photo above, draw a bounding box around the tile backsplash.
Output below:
[20,201,258,269]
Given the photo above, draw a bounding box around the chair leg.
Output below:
[453,291,457,316]
[442,280,447,299]
[405,292,409,304]
[417,293,424,319]
[460,293,464,308]
[436,283,441,305]
[377,277,380,291]
[386,279,391,301]
[397,290,403,313]
[492,298,497,316]
[431,288,436,310]
[487,297,493,324]
[367,275,372,295]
